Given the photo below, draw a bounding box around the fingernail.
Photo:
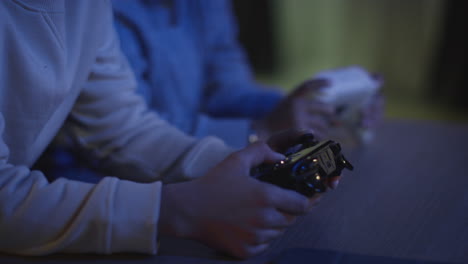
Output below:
[307,196,322,210]
[331,180,340,189]
[275,153,286,160]
[313,196,322,204]
[299,128,315,135]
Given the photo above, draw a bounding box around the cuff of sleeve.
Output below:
[109,179,162,254]
[176,137,233,181]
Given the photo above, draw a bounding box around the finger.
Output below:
[266,129,314,153]
[239,141,285,168]
[239,243,270,259]
[362,113,381,129]
[307,101,335,117]
[248,229,285,245]
[307,194,323,210]
[291,78,330,98]
[328,175,341,189]
[311,131,326,141]
[361,94,385,128]
[252,208,297,228]
[305,116,330,132]
[361,112,376,128]
[263,184,309,215]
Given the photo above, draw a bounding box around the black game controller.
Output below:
[251,134,354,197]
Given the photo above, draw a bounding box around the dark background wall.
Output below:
[232,0,276,74]
[431,0,468,108]
[233,0,467,121]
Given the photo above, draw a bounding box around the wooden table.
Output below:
[2,119,468,264]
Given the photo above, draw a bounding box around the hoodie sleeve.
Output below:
[0,0,232,256]
[65,2,233,183]
[0,113,162,255]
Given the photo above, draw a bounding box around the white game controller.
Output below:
[312,66,382,144]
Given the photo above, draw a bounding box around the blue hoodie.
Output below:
[38,0,283,184]
[112,0,283,148]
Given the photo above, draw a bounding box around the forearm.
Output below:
[0,131,161,255]
[192,114,253,149]
[1,113,161,255]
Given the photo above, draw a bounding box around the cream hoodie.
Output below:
[0,0,231,255]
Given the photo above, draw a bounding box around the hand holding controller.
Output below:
[311,66,384,145]
[251,134,353,197]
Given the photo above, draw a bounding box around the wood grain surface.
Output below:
[2,119,467,264]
